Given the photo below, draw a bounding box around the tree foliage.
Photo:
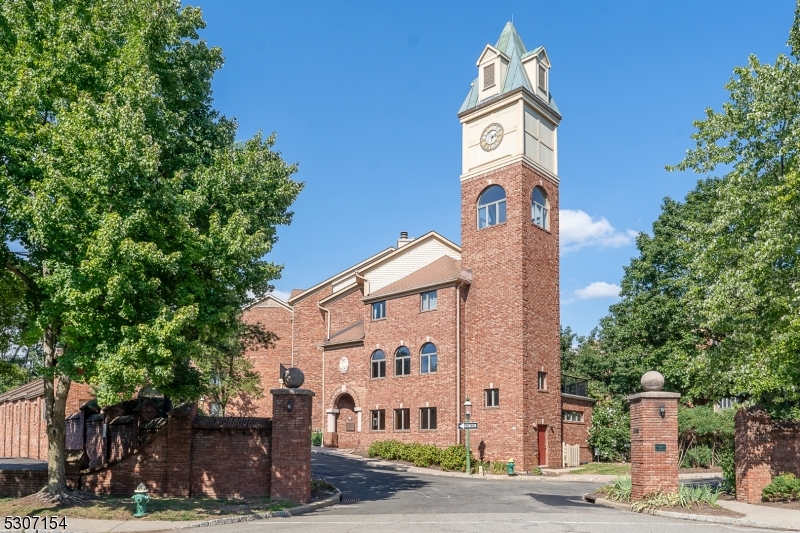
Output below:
[0,0,301,492]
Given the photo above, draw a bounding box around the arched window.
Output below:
[371,350,386,378]
[532,186,549,230]
[395,346,411,376]
[477,185,507,229]
[420,343,438,374]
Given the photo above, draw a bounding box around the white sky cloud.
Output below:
[574,281,621,300]
[269,289,291,302]
[560,209,637,253]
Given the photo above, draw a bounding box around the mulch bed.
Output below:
[658,502,743,518]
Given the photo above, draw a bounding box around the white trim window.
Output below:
[420,407,437,430]
[394,408,410,430]
[532,186,549,230]
[477,185,507,229]
[371,409,386,431]
[485,388,499,407]
[420,342,438,374]
[395,346,411,376]
[372,300,386,320]
[421,290,437,311]
[563,410,583,422]
[371,350,386,378]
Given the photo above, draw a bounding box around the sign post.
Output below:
[463,398,473,475]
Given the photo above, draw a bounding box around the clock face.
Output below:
[480,123,504,151]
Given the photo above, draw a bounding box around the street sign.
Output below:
[458,422,478,430]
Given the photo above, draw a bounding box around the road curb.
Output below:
[182,490,342,529]
[584,494,798,531]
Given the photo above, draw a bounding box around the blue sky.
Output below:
[195,0,794,336]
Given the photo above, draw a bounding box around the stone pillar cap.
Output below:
[627,391,681,401]
[270,388,315,397]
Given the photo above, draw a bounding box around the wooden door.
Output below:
[538,425,548,466]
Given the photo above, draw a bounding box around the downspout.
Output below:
[291,307,295,367]
[456,283,461,445]
[318,301,330,446]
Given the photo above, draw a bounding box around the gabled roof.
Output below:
[288,247,396,305]
[320,320,365,348]
[243,293,293,312]
[0,379,44,403]
[357,231,460,277]
[364,256,471,302]
[459,22,560,117]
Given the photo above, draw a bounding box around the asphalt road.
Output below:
[200,453,766,533]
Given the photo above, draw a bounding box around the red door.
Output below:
[538,425,548,466]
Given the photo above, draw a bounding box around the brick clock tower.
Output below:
[459,22,562,470]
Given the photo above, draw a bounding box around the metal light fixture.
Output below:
[463,398,473,475]
[659,404,666,418]
[287,399,294,412]
[464,398,472,420]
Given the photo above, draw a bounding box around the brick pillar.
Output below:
[165,403,196,497]
[271,388,314,503]
[628,391,680,500]
[735,407,773,503]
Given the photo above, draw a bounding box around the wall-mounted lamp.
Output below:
[286,400,294,412]
[659,405,666,418]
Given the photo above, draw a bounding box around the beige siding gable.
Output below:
[364,238,461,295]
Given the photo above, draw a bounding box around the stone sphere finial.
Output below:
[283,367,305,388]
[641,370,665,391]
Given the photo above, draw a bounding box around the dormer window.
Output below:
[483,64,495,89]
[538,64,547,92]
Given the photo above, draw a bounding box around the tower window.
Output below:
[371,350,386,378]
[420,342,438,374]
[395,346,411,376]
[538,372,547,390]
[420,407,437,430]
[532,186,549,230]
[477,185,507,229]
[538,64,547,91]
[483,63,495,89]
[372,301,386,320]
[421,290,437,311]
[485,388,499,407]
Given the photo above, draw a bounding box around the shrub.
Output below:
[681,445,713,468]
[718,446,736,492]
[588,399,631,462]
[601,476,632,502]
[368,440,474,472]
[631,484,719,512]
[678,405,735,467]
[762,473,800,502]
[311,430,323,447]
[489,461,507,475]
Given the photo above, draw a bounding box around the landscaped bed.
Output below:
[570,463,722,476]
[0,481,338,521]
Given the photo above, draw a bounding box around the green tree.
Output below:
[666,3,800,409]
[0,0,301,496]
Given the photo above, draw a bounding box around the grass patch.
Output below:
[571,463,631,476]
[0,493,298,521]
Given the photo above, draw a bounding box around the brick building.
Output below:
[238,23,594,471]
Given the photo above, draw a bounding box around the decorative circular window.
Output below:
[480,123,504,151]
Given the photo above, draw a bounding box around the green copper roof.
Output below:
[459,22,560,117]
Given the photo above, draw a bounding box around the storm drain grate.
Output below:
[340,497,360,504]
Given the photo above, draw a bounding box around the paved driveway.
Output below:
[198,453,766,533]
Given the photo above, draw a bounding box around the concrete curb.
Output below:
[584,495,798,532]
[182,490,342,528]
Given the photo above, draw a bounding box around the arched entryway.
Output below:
[325,393,361,449]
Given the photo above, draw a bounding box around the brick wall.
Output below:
[0,380,92,460]
[461,160,562,471]
[628,392,680,500]
[0,470,48,497]
[560,395,594,464]
[735,407,800,503]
